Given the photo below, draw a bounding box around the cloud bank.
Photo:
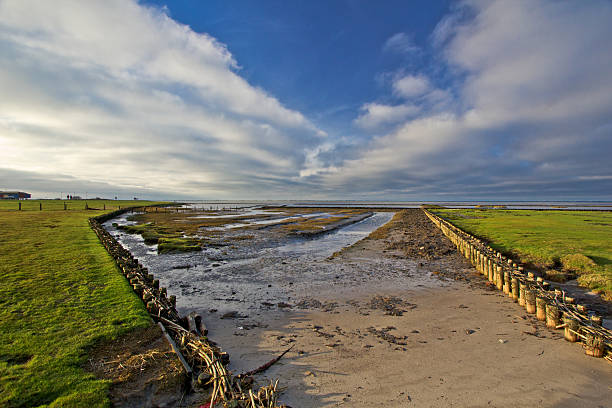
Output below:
[0,0,325,199]
[329,0,612,200]
[1,0,611,200]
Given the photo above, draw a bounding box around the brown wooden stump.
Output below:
[496,265,503,291]
[503,271,511,295]
[584,334,605,358]
[519,283,526,306]
[511,278,519,302]
[525,290,536,314]
[536,297,547,321]
[563,315,580,342]
[546,304,560,329]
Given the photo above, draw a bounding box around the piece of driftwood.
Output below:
[158,321,192,376]
[240,345,295,378]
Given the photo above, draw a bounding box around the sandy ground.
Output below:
[205,210,612,408]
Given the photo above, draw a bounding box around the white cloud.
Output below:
[354,103,420,130]
[0,0,326,198]
[383,32,419,54]
[392,74,431,98]
[329,0,612,199]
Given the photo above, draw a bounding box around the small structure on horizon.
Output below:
[0,191,31,200]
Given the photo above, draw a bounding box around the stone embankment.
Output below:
[423,208,612,362]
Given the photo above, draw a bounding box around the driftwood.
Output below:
[240,345,295,378]
[187,312,202,336]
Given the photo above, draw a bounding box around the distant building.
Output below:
[0,191,31,200]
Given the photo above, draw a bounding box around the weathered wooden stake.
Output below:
[563,314,579,342]
[545,304,560,329]
[519,283,526,306]
[503,271,511,295]
[525,290,536,314]
[511,278,519,302]
[536,297,546,321]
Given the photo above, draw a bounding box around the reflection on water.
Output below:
[274,212,393,258]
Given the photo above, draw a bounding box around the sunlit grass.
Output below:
[431,209,612,299]
[0,200,167,407]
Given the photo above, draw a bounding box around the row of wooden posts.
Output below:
[422,209,611,361]
[89,208,287,406]
[89,209,229,380]
[16,202,111,211]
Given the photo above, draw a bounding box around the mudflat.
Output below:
[206,209,612,407]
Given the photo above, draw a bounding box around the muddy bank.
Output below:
[206,209,612,407]
[86,325,188,408]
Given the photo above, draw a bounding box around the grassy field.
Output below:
[431,208,612,299]
[0,200,168,407]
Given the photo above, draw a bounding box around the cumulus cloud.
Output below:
[329,0,612,199]
[354,103,420,130]
[0,0,325,198]
[392,74,431,98]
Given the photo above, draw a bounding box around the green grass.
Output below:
[0,200,168,407]
[431,208,612,299]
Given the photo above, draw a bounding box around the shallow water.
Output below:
[102,210,429,317]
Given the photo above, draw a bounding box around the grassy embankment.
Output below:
[431,208,612,299]
[0,200,168,407]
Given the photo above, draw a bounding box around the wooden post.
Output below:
[39,202,42,211]
[536,297,546,321]
[519,283,526,306]
[546,304,560,329]
[503,271,511,295]
[18,202,21,211]
[496,265,503,291]
[64,202,67,210]
[563,315,579,342]
[525,290,536,314]
[584,334,605,358]
[103,204,106,210]
[511,277,519,301]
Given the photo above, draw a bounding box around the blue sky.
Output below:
[143,1,452,131]
[1,0,611,200]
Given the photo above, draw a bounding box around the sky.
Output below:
[1,0,611,201]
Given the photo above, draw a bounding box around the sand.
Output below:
[204,210,612,408]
